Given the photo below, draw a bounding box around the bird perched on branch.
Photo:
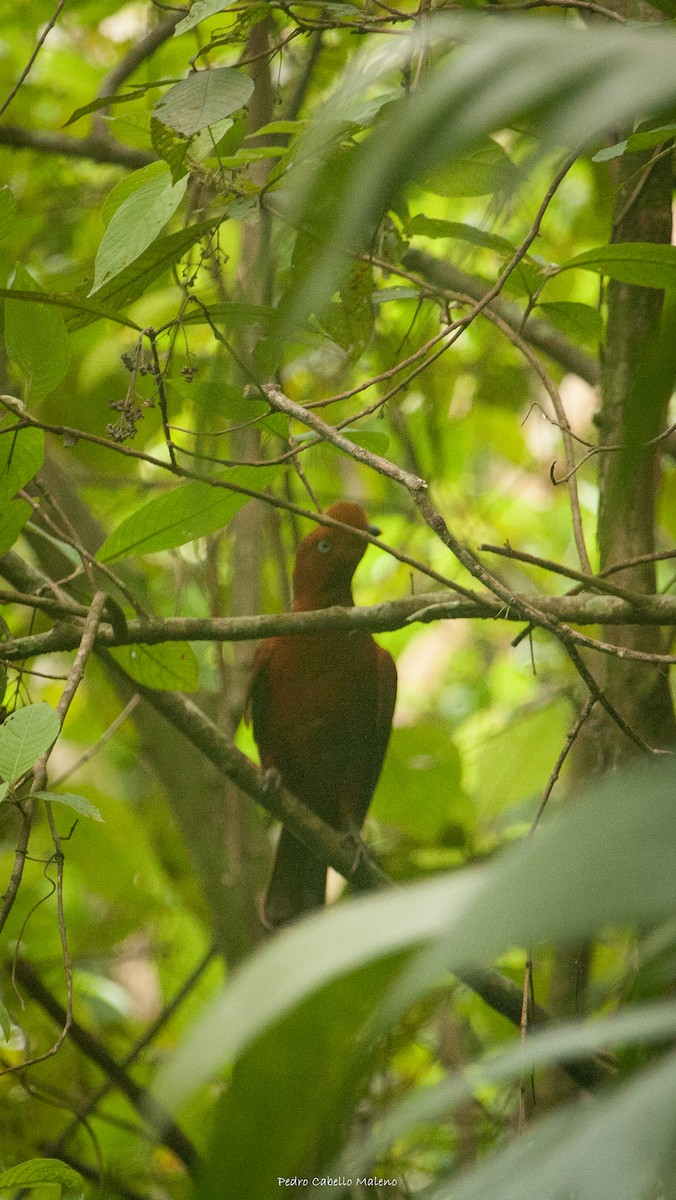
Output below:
[249,501,397,927]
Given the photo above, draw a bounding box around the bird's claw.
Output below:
[341,823,369,875]
[262,767,282,796]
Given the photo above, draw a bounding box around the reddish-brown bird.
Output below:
[249,502,397,927]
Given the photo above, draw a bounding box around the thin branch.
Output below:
[479,543,642,605]
[474,306,593,573]
[531,697,597,834]
[402,248,599,385]
[2,590,676,664]
[0,0,66,119]
[50,695,141,788]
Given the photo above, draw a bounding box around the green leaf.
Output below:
[0,186,16,241]
[423,137,520,198]
[0,1158,85,1196]
[593,124,676,162]
[35,790,104,822]
[0,498,32,556]
[534,300,603,345]
[174,0,239,36]
[283,16,676,326]
[156,871,465,1114]
[0,996,11,1041]
[92,170,188,293]
[0,703,60,783]
[71,220,218,327]
[101,160,170,226]
[372,723,469,842]
[0,287,142,331]
[425,1050,676,1200]
[340,426,390,454]
[150,116,188,182]
[153,68,254,137]
[336,1002,676,1187]
[155,753,676,1116]
[0,782,8,805]
[197,958,400,1200]
[97,466,277,561]
[5,266,71,401]
[407,214,517,256]
[108,643,200,692]
[558,243,676,289]
[0,426,44,505]
[64,81,173,127]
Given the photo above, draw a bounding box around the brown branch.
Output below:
[2,591,676,664]
[0,124,154,168]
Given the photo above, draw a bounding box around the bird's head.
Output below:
[292,502,381,610]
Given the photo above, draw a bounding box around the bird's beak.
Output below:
[368,523,382,537]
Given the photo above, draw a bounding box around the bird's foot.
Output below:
[262,767,282,796]
[341,823,369,875]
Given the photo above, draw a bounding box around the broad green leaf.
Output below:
[35,790,104,822]
[97,466,277,561]
[151,115,188,182]
[340,426,390,454]
[283,17,676,325]
[0,1158,85,1196]
[92,170,188,292]
[407,214,517,256]
[0,186,16,240]
[593,123,676,162]
[335,1000,676,1186]
[558,243,676,289]
[0,426,44,505]
[153,68,254,137]
[372,723,469,842]
[156,871,471,1114]
[0,996,10,1041]
[0,498,32,556]
[174,0,239,36]
[109,643,199,692]
[0,703,60,783]
[156,754,676,1116]
[425,1049,676,1200]
[0,782,8,805]
[5,266,71,401]
[71,220,218,328]
[64,81,173,127]
[197,958,400,1200]
[534,300,603,345]
[101,160,169,226]
[423,137,520,198]
[0,287,142,331]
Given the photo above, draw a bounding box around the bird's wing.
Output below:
[245,638,276,747]
[358,644,397,818]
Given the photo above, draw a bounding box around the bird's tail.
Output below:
[263,828,326,928]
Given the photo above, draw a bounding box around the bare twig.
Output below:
[0,0,66,118]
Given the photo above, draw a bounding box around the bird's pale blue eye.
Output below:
[317,538,332,554]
